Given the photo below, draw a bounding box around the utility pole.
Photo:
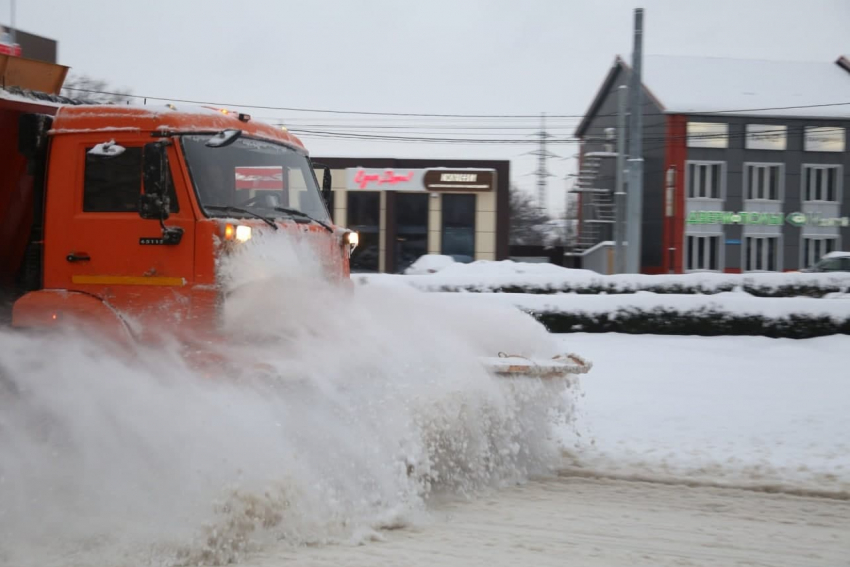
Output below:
[614,85,627,274]
[525,112,558,219]
[535,112,551,214]
[9,0,15,43]
[625,7,644,274]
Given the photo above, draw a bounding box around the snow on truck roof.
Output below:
[51,104,307,150]
[1,87,306,151]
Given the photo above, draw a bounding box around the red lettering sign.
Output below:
[0,43,21,57]
[353,169,414,189]
[235,166,285,190]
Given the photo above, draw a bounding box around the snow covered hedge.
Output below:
[530,308,850,338]
[356,260,850,298]
[467,291,850,338]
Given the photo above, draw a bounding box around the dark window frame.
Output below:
[82,144,179,214]
[440,193,476,262]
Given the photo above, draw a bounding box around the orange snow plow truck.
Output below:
[0,56,591,380]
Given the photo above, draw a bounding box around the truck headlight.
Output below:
[224,223,252,243]
[345,231,359,248]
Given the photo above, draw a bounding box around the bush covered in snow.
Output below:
[528,308,850,339]
[358,260,850,298]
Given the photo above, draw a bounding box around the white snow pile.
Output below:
[561,333,850,497]
[466,289,850,321]
[356,259,850,295]
[86,139,125,157]
[403,254,457,275]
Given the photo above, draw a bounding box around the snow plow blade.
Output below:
[481,353,592,379]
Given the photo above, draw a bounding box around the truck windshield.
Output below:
[180,134,330,223]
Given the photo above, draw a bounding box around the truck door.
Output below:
[44,137,196,331]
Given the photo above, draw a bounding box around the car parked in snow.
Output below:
[801,251,850,273]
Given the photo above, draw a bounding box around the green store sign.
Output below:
[687,211,850,228]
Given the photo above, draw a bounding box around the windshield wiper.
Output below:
[204,205,278,230]
[271,207,333,233]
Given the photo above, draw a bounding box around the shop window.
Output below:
[744,236,780,272]
[686,161,724,199]
[83,146,179,213]
[441,194,476,263]
[685,235,721,271]
[744,163,782,201]
[802,236,838,269]
[394,192,429,274]
[347,191,380,272]
[803,165,841,202]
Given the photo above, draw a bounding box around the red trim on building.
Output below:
[663,114,688,274]
[724,268,742,274]
[643,266,665,275]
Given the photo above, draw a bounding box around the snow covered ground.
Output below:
[446,289,850,320]
[560,333,849,495]
[239,332,849,567]
[357,259,850,294]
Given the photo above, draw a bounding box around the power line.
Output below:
[59,86,850,120]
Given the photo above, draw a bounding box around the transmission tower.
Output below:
[524,112,560,215]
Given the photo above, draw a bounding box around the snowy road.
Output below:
[251,476,850,567]
[247,332,850,567]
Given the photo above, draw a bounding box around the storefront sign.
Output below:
[745,124,787,150]
[687,210,850,227]
[423,169,495,192]
[686,122,729,149]
[804,127,845,152]
[347,168,423,190]
[345,168,495,192]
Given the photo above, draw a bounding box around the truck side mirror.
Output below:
[139,141,184,246]
[141,142,171,220]
[322,166,332,209]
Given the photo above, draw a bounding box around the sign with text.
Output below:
[346,168,425,191]
[235,166,285,190]
[345,168,495,192]
[687,210,850,227]
[423,169,495,192]
[686,122,729,149]
[804,127,845,152]
[745,124,787,151]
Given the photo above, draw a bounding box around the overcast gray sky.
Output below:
[6,0,850,215]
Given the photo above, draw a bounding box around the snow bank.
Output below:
[471,290,850,321]
[561,333,850,495]
[356,259,850,296]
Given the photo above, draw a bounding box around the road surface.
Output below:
[248,474,850,567]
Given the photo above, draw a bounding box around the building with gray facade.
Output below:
[575,54,850,274]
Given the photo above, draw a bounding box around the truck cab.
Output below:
[2,91,355,345]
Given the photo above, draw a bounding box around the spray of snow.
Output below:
[0,230,579,567]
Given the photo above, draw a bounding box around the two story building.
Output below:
[575,54,850,273]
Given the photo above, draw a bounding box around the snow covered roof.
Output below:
[576,55,850,136]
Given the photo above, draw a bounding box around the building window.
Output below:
[802,236,838,269]
[347,191,380,272]
[441,194,476,262]
[394,192,429,273]
[744,236,780,272]
[802,165,841,202]
[744,163,782,201]
[685,235,721,271]
[686,122,729,149]
[686,162,724,199]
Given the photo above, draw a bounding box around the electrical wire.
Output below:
[60,86,850,120]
